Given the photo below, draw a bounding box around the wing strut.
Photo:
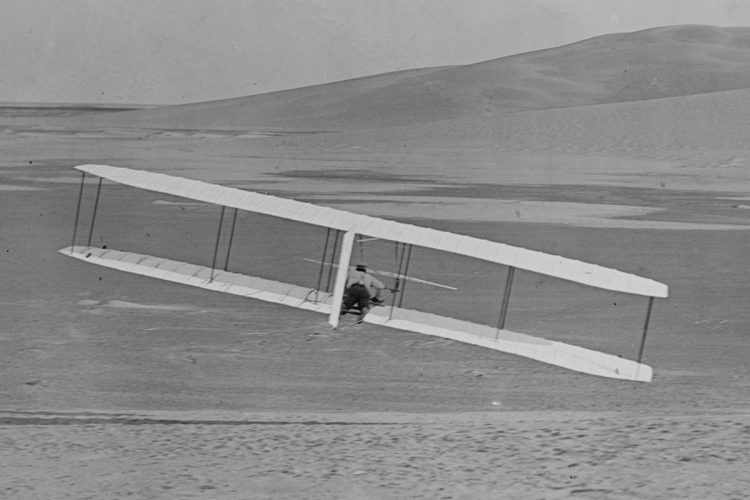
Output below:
[223,208,238,271]
[495,266,516,338]
[86,177,103,247]
[637,296,655,363]
[209,206,226,282]
[325,230,341,293]
[389,242,407,319]
[314,228,332,302]
[328,231,356,327]
[398,244,413,308]
[70,171,103,251]
[70,171,86,253]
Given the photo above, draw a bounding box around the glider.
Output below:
[60,164,668,382]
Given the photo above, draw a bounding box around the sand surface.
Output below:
[2,410,749,499]
[4,26,750,498]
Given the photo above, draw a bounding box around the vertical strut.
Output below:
[637,297,654,363]
[70,171,86,253]
[86,177,103,247]
[325,230,341,292]
[314,228,331,301]
[209,206,226,281]
[397,244,413,308]
[495,266,516,338]
[223,208,238,271]
[389,242,407,319]
[328,231,356,328]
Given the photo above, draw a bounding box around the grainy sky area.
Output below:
[4,0,750,104]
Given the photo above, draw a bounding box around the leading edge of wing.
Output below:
[73,164,668,298]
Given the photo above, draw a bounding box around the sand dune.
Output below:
[92,25,750,130]
[65,25,750,199]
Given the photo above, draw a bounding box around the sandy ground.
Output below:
[2,99,750,498]
[2,410,749,499]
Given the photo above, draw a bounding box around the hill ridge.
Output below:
[95,25,750,131]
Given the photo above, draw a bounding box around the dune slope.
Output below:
[98,25,750,130]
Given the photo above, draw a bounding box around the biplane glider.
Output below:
[60,164,668,382]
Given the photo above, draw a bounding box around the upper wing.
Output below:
[74,164,668,298]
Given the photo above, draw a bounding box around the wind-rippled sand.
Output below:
[2,411,749,499]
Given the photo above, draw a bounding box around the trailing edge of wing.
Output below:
[74,164,669,298]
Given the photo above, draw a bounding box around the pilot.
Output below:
[341,263,386,322]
